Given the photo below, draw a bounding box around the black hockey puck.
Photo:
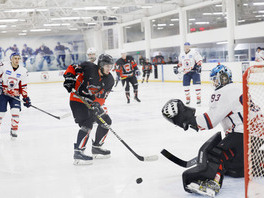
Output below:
[136,178,143,184]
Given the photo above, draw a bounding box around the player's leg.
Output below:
[130,76,141,102]
[93,112,112,159]
[192,73,201,106]
[146,72,150,83]
[56,55,61,66]
[0,94,8,130]
[9,96,21,139]
[70,101,94,165]
[183,132,223,197]
[183,73,191,105]
[142,71,146,83]
[61,54,66,68]
[38,56,45,71]
[124,78,130,103]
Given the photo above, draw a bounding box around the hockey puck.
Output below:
[136,178,143,184]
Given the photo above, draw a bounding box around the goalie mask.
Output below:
[210,65,232,90]
[97,54,114,76]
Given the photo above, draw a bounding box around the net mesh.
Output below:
[246,66,264,194]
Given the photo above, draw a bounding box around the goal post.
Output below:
[243,65,264,198]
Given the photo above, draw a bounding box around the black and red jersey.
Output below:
[64,61,114,106]
[115,56,138,79]
[142,62,153,72]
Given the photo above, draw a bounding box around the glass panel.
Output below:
[187,3,226,33]
[150,46,180,63]
[123,23,145,43]
[236,0,264,25]
[151,14,180,39]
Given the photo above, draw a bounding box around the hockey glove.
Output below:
[90,102,104,116]
[173,66,179,74]
[196,65,202,73]
[135,70,141,77]
[23,97,31,108]
[63,73,76,93]
[162,99,198,131]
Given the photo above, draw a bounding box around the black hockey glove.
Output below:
[196,65,202,73]
[90,102,104,116]
[173,66,179,74]
[23,97,31,108]
[135,70,141,77]
[63,73,76,93]
[162,99,198,131]
[77,82,95,101]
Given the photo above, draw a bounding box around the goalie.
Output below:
[162,64,244,197]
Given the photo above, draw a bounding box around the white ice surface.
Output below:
[0,80,245,198]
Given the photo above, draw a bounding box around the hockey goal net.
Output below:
[243,65,264,198]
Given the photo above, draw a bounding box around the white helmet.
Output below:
[120,49,127,54]
[87,47,96,55]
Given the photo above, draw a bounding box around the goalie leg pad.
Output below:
[182,132,222,193]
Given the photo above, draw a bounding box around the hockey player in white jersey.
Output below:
[162,64,243,197]
[174,42,203,106]
[0,53,31,138]
[255,47,264,62]
[87,47,97,63]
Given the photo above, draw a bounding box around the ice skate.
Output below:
[92,143,111,159]
[134,96,141,102]
[186,100,190,105]
[10,130,17,139]
[187,179,220,197]
[73,144,93,165]
[197,99,201,107]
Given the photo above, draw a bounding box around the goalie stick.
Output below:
[73,89,158,162]
[161,149,197,168]
[5,94,71,120]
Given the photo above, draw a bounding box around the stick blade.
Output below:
[143,155,159,161]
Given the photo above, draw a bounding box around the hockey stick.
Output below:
[5,94,71,120]
[73,90,159,162]
[161,149,197,168]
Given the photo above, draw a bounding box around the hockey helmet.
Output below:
[87,47,97,55]
[10,52,21,60]
[97,54,114,75]
[210,64,232,89]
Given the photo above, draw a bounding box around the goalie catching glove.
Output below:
[162,99,198,131]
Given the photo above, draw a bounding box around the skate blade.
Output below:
[73,159,93,165]
[93,154,111,159]
[187,183,215,198]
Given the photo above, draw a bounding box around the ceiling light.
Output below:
[0,25,7,28]
[30,29,51,32]
[243,3,248,6]
[0,19,19,22]
[216,41,228,45]
[36,9,49,12]
[189,18,196,21]
[1,31,7,33]
[18,33,27,36]
[215,4,222,7]
[157,24,166,26]
[4,9,35,13]
[125,26,131,28]
[152,20,156,22]
[61,23,71,26]
[171,18,179,21]
[253,2,264,6]
[258,11,264,13]
[112,7,120,9]
[195,22,210,24]
[169,24,174,26]
[69,28,78,31]
[44,23,61,27]
[73,6,107,11]
[157,27,163,30]
[22,30,27,32]
[238,20,245,23]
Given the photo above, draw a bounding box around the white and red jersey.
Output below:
[178,49,203,74]
[196,83,243,135]
[255,50,264,62]
[0,61,28,98]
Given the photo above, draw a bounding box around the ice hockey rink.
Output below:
[0,80,245,198]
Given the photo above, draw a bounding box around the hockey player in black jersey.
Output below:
[115,50,141,103]
[63,54,114,165]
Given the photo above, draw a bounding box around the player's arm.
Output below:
[19,72,31,108]
[63,64,83,93]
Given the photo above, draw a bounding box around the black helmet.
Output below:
[97,54,113,75]
[98,54,113,67]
